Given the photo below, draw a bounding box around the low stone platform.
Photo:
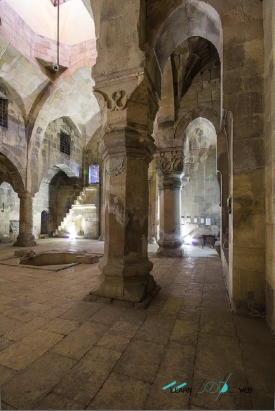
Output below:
[14,249,100,266]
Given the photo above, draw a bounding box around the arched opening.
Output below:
[33,164,81,238]
[181,117,220,247]
[74,214,85,237]
[0,182,20,243]
[153,2,223,258]
[41,210,49,235]
[0,153,24,244]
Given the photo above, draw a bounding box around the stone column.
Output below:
[217,128,230,249]
[89,74,160,305]
[155,149,184,257]
[14,192,36,247]
[99,163,106,241]
[148,165,157,244]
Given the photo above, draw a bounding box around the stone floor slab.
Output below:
[41,318,80,335]
[3,317,50,341]
[87,372,151,410]
[59,301,103,322]
[114,339,165,383]
[50,321,109,360]
[134,314,175,345]
[1,352,76,409]
[0,239,273,410]
[0,329,64,371]
[52,346,121,406]
[33,393,83,410]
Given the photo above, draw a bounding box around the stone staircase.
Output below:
[53,187,97,238]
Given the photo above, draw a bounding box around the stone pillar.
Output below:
[217,130,230,249]
[99,163,106,241]
[155,149,184,257]
[14,192,36,247]
[148,164,157,244]
[89,74,160,304]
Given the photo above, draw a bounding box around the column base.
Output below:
[86,258,160,307]
[157,247,184,258]
[13,233,36,247]
[87,271,160,308]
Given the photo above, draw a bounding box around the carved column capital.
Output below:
[155,148,184,189]
[94,70,159,136]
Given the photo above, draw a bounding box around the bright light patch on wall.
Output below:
[89,164,99,184]
[184,235,193,245]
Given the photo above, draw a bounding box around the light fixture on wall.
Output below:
[53,0,60,72]
[1,203,4,212]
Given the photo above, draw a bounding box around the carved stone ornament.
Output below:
[107,90,128,111]
[155,150,184,175]
[106,156,126,177]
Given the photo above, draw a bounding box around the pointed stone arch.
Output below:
[154,0,223,73]
[0,152,25,193]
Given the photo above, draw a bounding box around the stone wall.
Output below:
[40,117,83,179]
[264,0,275,332]
[0,85,27,185]
[222,2,266,315]
[179,61,221,119]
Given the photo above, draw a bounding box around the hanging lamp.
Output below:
[53,0,60,72]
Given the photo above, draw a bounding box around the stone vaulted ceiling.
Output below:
[0,0,100,142]
[171,37,220,119]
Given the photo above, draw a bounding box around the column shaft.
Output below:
[155,149,184,257]
[14,192,36,247]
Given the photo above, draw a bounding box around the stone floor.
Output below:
[0,239,274,410]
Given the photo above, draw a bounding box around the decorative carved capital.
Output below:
[155,149,184,190]
[155,149,184,175]
[93,70,159,135]
[94,89,128,113]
